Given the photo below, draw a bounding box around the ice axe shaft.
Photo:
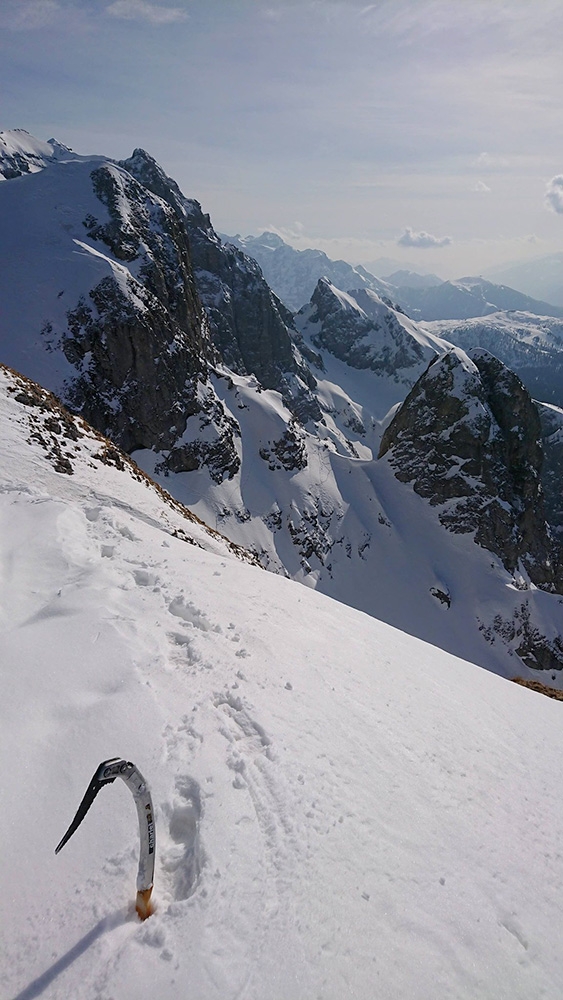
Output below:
[55,758,155,919]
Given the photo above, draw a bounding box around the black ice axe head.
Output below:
[55,757,155,919]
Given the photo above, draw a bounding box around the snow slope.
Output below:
[2,368,563,1000]
[136,349,563,685]
[424,311,563,408]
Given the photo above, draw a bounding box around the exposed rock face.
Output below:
[537,401,563,539]
[258,420,308,472]
[63,279,203,453]
[120,150,320,421]
[301,279,437,379]
[85,164,205,342]
[58,161,211,455]
[379,348,560,591]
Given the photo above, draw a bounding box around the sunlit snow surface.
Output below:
[2,367,563,1000]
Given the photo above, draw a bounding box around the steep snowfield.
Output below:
[0,151,129,392]
[2,368,563,1000]
[137,359,563,685]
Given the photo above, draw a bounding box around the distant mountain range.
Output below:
[360,256,443,281]
[223,231,563,323]
[1,129,562,683]
[392,275,563,322]
[382,269,443,289]
[485,252,563,307]
[425,312,563,409]
[222,231,395,311]
[222,231,563,405]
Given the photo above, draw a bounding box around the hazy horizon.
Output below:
[2,0,562,278]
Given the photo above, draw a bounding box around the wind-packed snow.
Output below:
[2,367,563,1000]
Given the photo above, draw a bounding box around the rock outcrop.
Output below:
[537,401,563,539]
[298,278,442,381]
[379,347,560,591]
[120,149,320,421]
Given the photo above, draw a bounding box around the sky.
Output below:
[1,0,563,277]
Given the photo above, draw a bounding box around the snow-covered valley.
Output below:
[2,364,563,1000]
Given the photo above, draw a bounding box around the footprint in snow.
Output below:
[161,777,202,901]
[168,596,220,633]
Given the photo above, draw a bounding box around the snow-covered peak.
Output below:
[0,128,102,179]
[314,275,369,316]
[0,128,60,178]
[296,277,451,383]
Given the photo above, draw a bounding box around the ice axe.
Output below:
[55,758,155,919]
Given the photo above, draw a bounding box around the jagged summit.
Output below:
[296,277,449,381]
[223,230,394,311]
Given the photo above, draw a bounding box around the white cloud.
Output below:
[545,175,563,214]
[471,181,491,193]
[105,0,188,24]
[473,152,510,171]
[397,227,452,249]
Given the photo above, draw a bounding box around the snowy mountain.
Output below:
[3,361,563,1000]
[222,231,395,311]
[137,284,563,680]
[382,268,443,289]
[391,275,563,322]
[1,129,562,684]
[0,127,98,178]
[361,255,439,278]
[485,251,563,308]
[424,311,563,408]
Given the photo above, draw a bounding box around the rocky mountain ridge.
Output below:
[391,275,563,322]
[1,128,562,682]
[223,231,395,312]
